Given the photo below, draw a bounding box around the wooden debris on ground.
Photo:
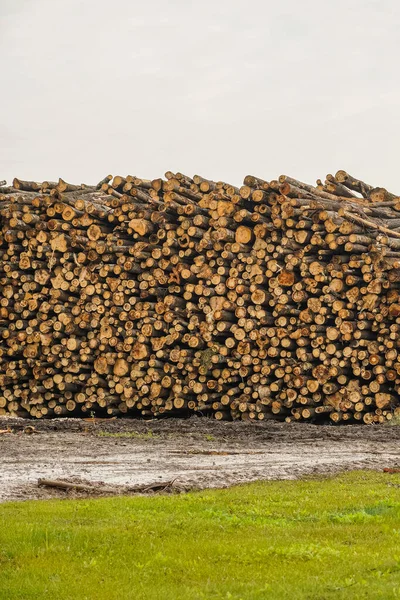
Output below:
[38,478,176,494]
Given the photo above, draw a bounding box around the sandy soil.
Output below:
[1,417,399,502]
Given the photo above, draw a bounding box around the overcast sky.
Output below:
[1,0,399,190]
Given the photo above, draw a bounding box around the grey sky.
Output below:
[1,0,399,190]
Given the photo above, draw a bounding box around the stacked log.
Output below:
[1,170,400,424]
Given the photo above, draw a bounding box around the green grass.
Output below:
[1,471,400,599]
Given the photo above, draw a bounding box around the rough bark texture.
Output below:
[1,170,400,424]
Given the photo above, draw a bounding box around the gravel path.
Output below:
[1,417,399,501]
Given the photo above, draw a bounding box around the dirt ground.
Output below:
[1,416,400,502]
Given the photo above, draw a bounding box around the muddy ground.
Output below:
[1,416,399,502]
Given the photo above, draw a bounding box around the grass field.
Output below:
[1,472,400,599]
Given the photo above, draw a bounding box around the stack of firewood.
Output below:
[1,169,400,424]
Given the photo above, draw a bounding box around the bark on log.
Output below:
[1,169,400,424]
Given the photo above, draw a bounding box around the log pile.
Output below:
[1,169,400,424]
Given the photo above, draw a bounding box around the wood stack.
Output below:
[1,169,400,424]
